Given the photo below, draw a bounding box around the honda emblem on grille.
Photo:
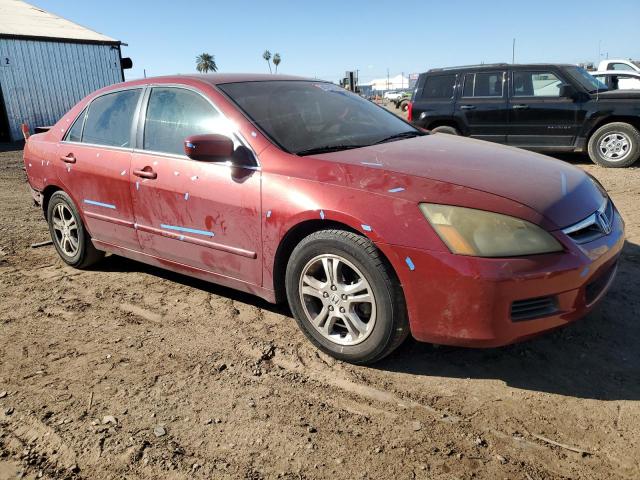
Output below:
[596,211,612,235]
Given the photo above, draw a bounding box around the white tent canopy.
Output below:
[362,74,410,91]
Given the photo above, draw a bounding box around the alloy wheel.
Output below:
[299,254,377,346]
[51,203,79,257]
[599,132,631,162]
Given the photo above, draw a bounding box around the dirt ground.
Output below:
[1,135,639,480]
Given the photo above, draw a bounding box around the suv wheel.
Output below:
[285,230,408,364]
[588,122,640,168]
[431,125,459,135]
[47,191,104,268]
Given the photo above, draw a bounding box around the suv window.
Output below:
[82,89,141,147]
[513,71,562,97]
[462,72,504,97]
[143,87,222,155]
[421,75,456,99]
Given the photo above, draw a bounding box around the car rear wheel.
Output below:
[285,229,408,364]
[588,122,640,168]
[47,191,104,268]
[431,125,460,135]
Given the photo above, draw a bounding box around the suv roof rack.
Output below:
[427,63,510,73]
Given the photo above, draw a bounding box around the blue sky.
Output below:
[34,0,640,82]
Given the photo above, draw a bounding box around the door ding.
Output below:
[130,86,262,285]
[57,88,142,250]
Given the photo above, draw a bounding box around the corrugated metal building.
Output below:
[0,0,129,141]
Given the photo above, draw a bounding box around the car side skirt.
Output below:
[92,239,276,303]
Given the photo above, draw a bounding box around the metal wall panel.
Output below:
[0,38,122,141]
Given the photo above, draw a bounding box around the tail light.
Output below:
[407,101,413,122]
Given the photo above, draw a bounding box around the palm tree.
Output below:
[262,50,272,74]
[273,53,281,74]
[195,53,217,73]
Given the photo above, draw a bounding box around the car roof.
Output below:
[424,63,576,74]
[119,73,312,88]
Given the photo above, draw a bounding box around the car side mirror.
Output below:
[183,134,234,161]
[558,83,576,98]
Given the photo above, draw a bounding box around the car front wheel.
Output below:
[47,191,104,268]
[431,125,460,135]
[285,229,408,364]
[588,122,640,168]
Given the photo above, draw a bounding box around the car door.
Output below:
[507,69,579,148]
[130,85,262,285]
[616,74,640,90]
[56,88,142,251]
[455,70,508,143]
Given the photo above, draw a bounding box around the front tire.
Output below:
[47,191,104,269]
[285,230,408,364]
[587,122,640,168]
[431,125,460,135]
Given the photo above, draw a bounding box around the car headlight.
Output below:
[419,203,563,257]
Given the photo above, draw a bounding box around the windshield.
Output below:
[218,80,420,154]
[565,66,608,93]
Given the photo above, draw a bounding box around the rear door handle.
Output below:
[133,168,157,180]
[512,104,529,110]
[60,154,76,163]
[460,105,476,110]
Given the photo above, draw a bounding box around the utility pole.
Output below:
[387,68,390,91]
[512,38,516,64]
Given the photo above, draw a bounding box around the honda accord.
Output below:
[23,74,625,364]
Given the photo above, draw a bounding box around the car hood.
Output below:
[312,134,605,229]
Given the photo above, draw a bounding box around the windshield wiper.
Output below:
[373,131,423,145]
[296,144,368,156]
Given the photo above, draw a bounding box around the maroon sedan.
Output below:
[23,74,624,364]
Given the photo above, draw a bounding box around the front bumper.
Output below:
[379,208,625,347]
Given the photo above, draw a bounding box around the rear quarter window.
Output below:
[82,89,141,147]
[64,107,86,142]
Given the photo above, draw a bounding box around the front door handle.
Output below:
[512,104,529,110]
[60,154,76,163]
[460,105,476,110]
[133,168,157,180]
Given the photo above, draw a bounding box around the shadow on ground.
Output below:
[91,238,640,402]
[375,239,640,401]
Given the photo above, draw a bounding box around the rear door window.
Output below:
[421,75,456,99]
[462,72,504,97]
[143,87,223,155]
[82,89,141,147]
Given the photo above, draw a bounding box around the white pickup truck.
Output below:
[595,59,640,90]
[597,59,640,73]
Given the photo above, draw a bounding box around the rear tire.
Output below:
[587,122,640,168]
[431,125,460,135]
[285,230,409,365]
[47,191,104,269]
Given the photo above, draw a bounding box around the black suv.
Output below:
[409,63,640,167]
